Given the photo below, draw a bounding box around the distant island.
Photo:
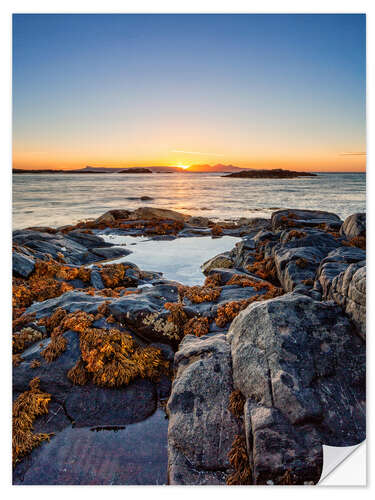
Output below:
[13,166,317,177]
[13,166,181,174]
[222,168,317,179]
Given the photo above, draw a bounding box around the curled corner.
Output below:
[318,441,366,485]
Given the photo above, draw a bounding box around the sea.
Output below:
[13,172,366,230]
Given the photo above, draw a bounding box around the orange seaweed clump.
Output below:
[38,309,94,363]
[246,257,278,282]
[183,317,210,337]
[215,298,254,327]
[12,377,53,466]
[12,258,92,309]
[228,389,245,418]
[164,302,188,329]
[226,434,252,485]
[215,285,283,327]
[41,335,68,362]
[38,307,67,334]
[211,225,223,237]
[13,354,23,367]
[106,314,116,324]
[178,285,221,303]
[65,215,185,236]
[30,360,41,369]
[99,263,127,288]
[203,273,222,288]
[67,359,90,386]
[69,328,169,388]
[144,219,184,235]
[56,265,91,283]
[226,274,269,290]
[13,328,45,354]
[12,311,35,331]
[62,310,95,334]
[13,273,74,309]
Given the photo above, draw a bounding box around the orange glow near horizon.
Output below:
[12,150,366,173]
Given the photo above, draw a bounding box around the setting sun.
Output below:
[177,164,190,170]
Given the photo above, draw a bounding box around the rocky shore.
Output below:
[12,207,366,485]
[222,168,317,178]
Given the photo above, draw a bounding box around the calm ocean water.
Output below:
[13,172,366,230]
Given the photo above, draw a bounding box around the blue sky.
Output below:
[13,14,366,171]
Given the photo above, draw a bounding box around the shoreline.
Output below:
[12,207,366,485]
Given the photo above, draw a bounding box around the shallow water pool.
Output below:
[100,235,241,285]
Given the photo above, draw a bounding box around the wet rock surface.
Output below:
[229,293,365,484]
[12,207,366,485]
[167,335,241,484]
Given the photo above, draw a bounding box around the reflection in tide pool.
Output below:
[100,234,241,285]
[14,409,168,485]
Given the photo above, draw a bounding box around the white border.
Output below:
[1,1,373,498]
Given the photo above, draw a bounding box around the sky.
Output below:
[13,14,366,172]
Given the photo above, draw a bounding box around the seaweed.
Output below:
[13,327,44,354]
[70,328,169,388]
[211,225,223,237]
[178,284,221,303]
[246,257,278,282]
[226,434,252,485]
[164,302,188,329]
[12,377,53,466]
[183,317,210,337]
[215,285,283,327]
[228,389,245,418]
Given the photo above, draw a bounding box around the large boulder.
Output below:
[271,209,342,231]
[229,293,365,484]
[94,209,132,225]
[129,207,188,223]
[167,335,241,484]
[340,213,366,239]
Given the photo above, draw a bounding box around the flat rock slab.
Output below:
[26,291,108,318]
[13,409,168,485]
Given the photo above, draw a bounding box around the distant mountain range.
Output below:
[13,164,248,174]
